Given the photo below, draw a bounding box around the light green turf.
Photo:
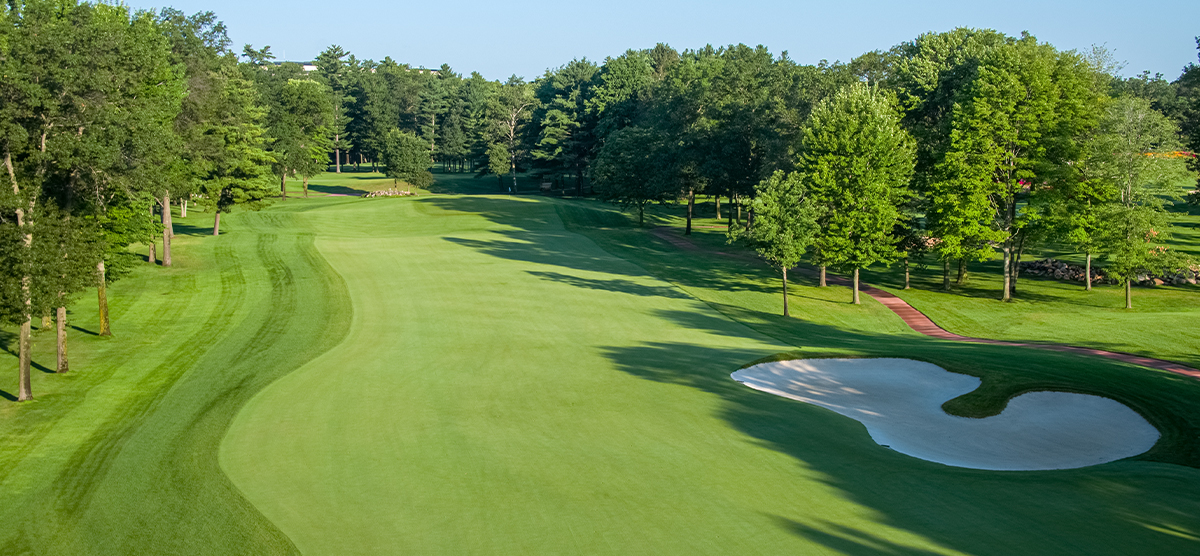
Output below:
[221,194,1200,555]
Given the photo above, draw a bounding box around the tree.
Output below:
[491,76,537,192]
[315,45,354,173]
[1089,96,1194,308]
[381,129,433,191]
[487,143,510,190]
[533,59,599,194]
[800,83,915,304]
[589,126,673,226]
[265,78,334,199]
[728,171,818,316]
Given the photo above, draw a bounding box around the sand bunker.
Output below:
[731,358,1160,471]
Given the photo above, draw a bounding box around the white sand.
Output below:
[731,358,1160,471]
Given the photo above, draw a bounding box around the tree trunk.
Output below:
[943,258,951,291]
[162,193,172,267]
[180,198,187,218]
[638,205,645,227]
[727,193,734,229]
[819,265,827,287]
[97,260,111,336]
[9,148,33,400]
[56,306,68,373]
[213,212,221,236]
[904,257,910,290]
[510,168,517,193]
[956,259,967,286]
[576,170,583,196]
[42,313,51,328]
[148,241,156,264]
[303,177,309,198]
[1009,231,1026,297]
[852,268,861,305]
[1125,279,1132,309]
[280,170,288,199]
[1001,243,1012,302]
[335,144,341,173]
[685,188,694,236]
[1085,253,1092,291]
[782,267,790,317]
[18,316,31,401]
[715,195,721,220]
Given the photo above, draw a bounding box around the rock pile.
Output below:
[1020,259,1107,283]
[1135,267,1199,287]
[1020,258,1198,286]
[363,189,414,198]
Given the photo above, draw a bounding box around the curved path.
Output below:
[650,227,1200,380]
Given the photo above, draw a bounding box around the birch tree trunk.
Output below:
[819,265,827,287]
[1085,253,1092,291]
[213,212,221,236]
[180,198,187,217]
[904,257,910,290]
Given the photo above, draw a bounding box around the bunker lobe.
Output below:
[732,358,1161,471]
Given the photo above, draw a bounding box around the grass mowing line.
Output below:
[0,201,356,555]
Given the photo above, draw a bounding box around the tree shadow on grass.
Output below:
[171,220,214,237]
[771,517,951,556]
[308,184,366,196]
[70,325,98,337]
[599,331,1200,555]
[526,271,691,299]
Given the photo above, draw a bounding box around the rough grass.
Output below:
[2,186,1199,555]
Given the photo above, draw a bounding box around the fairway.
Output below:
[212,195,1200,555]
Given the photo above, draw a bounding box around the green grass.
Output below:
[3,187,1200,554]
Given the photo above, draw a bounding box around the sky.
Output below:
[129,0,1198,82]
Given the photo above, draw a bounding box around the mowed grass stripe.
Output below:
[0,203,354,555]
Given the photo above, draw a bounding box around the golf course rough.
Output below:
[732,358,1160,470]
[217,194,1200,556]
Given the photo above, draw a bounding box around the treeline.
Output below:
[540,32,1199,315]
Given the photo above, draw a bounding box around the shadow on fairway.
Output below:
[772,517,948,556]
[600,333,1200,555]
[171,220,214,237]
[526,271,691,299]
[308,184,366,196]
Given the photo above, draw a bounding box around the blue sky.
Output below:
[130,0,1198,81]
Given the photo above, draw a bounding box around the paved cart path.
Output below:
[650,227,1200,380]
